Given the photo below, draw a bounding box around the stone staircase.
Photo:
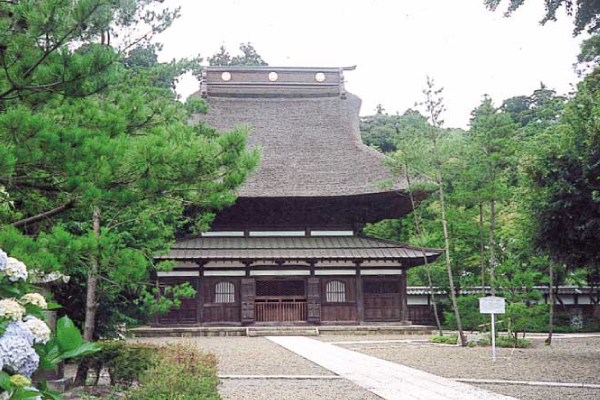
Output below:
[246,326,320,337]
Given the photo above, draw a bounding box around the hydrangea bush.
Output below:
[0,249,100,400]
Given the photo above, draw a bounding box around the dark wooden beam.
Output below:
[241,277,256,325]
[243,260,252,277]
[355,261,364,323]
[307,276,321,325]
[197,262,205,325]
[400,271,409,324]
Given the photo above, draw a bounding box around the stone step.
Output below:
[128,324,436,338]
[247,328,319,337]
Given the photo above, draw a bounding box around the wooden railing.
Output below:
[255,301,307,322]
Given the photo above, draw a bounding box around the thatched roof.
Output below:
[192,66,411,198]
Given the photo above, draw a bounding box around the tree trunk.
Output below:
[553,275,569,312]
[489,199,496,297]
[547,262,554,346]
[84,206,101,341]
[75,207,101,386]
[421,76,464,345]
[425,262,443,336]
[405,163,443,336]
[479,202,486,291]
[433,142,466,346]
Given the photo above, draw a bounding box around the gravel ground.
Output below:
[343,337,600,384]
[471,384,599,400]
[219,379,382,400]
[132,337,382,399]
[132,335,600,400]
[337,336,600,400]
[132,336,330,375]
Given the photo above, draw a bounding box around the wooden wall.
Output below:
[363,276,402,322]
[156,275,410,326]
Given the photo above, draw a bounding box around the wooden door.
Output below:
[157,277,198,325]
[363,278,401,322]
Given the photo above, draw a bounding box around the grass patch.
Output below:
[430,334,458,345]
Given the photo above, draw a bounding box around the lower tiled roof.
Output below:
[156,236,442,264]
[407,286,594,295]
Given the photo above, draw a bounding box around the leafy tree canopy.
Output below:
[0,0,259,340]
[501,83,567,131]
[526,69,600,271]
[208,42,268,66]
[485,0,600,35]
[360,109,431,153]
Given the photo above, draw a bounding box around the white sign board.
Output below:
[479,296,505,314]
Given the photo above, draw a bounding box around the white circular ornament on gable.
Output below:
[268,72,279,81]
[315,72,326,82]
[221,72,231,81]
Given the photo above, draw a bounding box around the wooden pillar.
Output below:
[355,263,364,324]
[400,270,410,325]
[197,263,204,325]
[307,277,321,324]
[241,277,256,325]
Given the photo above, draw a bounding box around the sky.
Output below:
[156,0,585,129]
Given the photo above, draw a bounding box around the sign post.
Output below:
[479,296,505,361]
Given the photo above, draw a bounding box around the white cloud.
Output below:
[157,0,584,128]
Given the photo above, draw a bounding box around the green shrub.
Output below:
[430,334,458,345]
[500,303,547,338]
[478,335,532,348]
[126,344,219,400]
[443,295,487,331]
[86,341,156,386]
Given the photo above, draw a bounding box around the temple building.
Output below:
[154,66,442,326]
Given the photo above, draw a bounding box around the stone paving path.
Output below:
[268,336,517,400]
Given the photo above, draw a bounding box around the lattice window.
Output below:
[363,281,399,295]
[326,281,346,302]
[256,280,305,297]
[215,281,235,303]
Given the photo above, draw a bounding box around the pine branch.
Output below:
[12,198,75,228]
[0,178,62,192]
[0,1,103,100]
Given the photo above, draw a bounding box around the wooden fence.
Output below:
[255,301,307,322]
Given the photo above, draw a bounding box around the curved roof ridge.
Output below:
[157,235,442,265]
[360,235,444,253]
